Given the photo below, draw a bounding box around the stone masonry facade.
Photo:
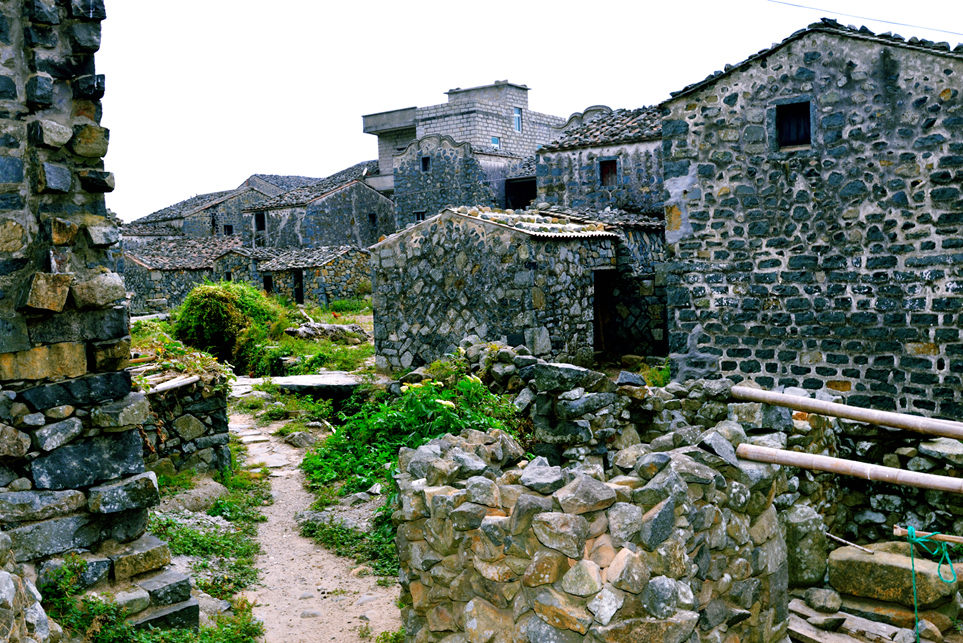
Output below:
[661,21,963,419]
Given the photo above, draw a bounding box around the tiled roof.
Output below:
[247,174,328,192]
[250,161,381,210]
[123,223,183,237]
[507,156,537,179]
[670,18,963,100]
[258,246,362,271]
[540,107,662,152]
[132,190,235,225]
[125,236,243,270]
[216,247,286,261]
[447,205,620,240]
[577,208,664,230]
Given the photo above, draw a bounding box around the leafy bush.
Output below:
[328,298,370,313]
[640,357,671,387]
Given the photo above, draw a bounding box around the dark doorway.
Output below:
[593,269,617,357]
[262,274,273,294]
[505,178,536,210]
[293,269,304,305]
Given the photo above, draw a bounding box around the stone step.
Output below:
[128,597,199,631]
[99,534,171,580]
[135,568,192,606]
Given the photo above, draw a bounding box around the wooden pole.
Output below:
[731,385,963,440]
[736,443,963,495]
[824,531,874,554]
[893,526,963,545]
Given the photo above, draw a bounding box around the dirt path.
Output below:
[232,414,401,642]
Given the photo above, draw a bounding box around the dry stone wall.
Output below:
[0,531,56,642]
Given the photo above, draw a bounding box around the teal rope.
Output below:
[905,525,957,643]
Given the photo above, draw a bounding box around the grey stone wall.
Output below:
[258,182,395,249]
[124,262,213,314]
[537,141,663,212]
[0,0,158,565]
[371,209,616,371]
[661,30,963,419]
[140,375,230,475]
[265,249,371,307]
[213,251,261,286]
[377,127,415,177]
[392,136,498,227]
[605,227,668,357]
[181,189,265,244]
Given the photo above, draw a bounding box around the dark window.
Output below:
[293,269,304,305]
[223,224,234,235]
[421,156,431,172]
[491,136,501,150]
[513,107,522,132]
[254,211,266,231]
[776,101,811,147]
[414,211,426,222]
[600,159,617,187]
[262,274,273,293]
[368,213,377,229]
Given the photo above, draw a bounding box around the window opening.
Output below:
[513,107,522,132]
[293,269,304,305]
[600,159,617,187]
[421,156,431,172]
[254,211,266,231]
[491,136,501,150]
[414,211,426,222]
[368,213,377,229]
[776,101,811,147]
[224,271,232,282]
[223,224,234,235]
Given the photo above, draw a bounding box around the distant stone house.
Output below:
[362,81,568,223]
[536,106,663,213]
[246,160,394,249]
[660,18,963,418]
[258,246,371,306]
[372,206,659,371]
[123,236,242,313]
[212,247,283,287]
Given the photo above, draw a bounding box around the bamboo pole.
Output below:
[893,526,963,545]
[824,531,874,554]
[736,443,963,495]
[731,385,963,440]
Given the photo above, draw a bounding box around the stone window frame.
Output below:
[599,157,619,187]
[254,211,266,232]
[767,94,818,157]
[223,224,234,235]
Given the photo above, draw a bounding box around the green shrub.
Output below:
[327,298,370,313]
[640,358,671,387]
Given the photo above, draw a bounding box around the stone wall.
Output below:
[603,227,668,358]
[661,27,963,419]
[140,375,230,475]
[371,209,616,371]
[0,0,160,566]
[0,531,56,641]
[537,141,663,213]
[392,136,498,227]
[123,261,212,314]
[213,250,261,287]
[265,249,371,307]
[181,189,265,243]
[393,342,813,643]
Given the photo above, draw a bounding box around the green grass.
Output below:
[299,512,398,577]
[156,470,196,497]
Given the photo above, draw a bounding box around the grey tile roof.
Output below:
[245,174,327,192]
[670,18,963,100]
[131,190,235,225]
[123,223,183,237]
[125,236,243,270]
[258,246,363,271]
[251,161,381,210]
[540,107,662,152]
[216,247,286,261]
[507,156,537,179]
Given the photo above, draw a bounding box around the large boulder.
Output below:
[781,504,827,586]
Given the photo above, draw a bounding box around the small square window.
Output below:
[262,275,273,293]
[223,224,234,235]
[414,211,426,222]
[776,101,811,147]
[254,212,266,232]
[513,107,522,132]
[491,137,501,150]
[600,159,617,187]
[421,156,431,172]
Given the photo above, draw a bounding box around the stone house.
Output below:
[246,160,394,249]
[257,246,371,306]
[212,246,283,287]
[123,236,242,313]
[362,81,568,223]
[372,206,638,371]
[536,106,663,214]
[660,18,963,418]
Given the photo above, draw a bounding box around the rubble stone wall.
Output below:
[0,531,56,642]
[661,30,963,419]
[123,262,212,314]
[604,227,668,358]
[181,189,264,244]
[371,211,615,371]
[536,140,663,213]
[266,249,371,307]
[140,376,230,475]
[0,0,158,567]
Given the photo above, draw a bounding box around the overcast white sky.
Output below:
[98,0,962,222]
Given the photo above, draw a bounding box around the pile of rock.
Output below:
[284,322,368,345]
[0,531,56,642]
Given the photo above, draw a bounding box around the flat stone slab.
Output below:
[239,435,269,444]
[135,569,192,606]
[829,542,958,608]
[129,597,199,630]
[101,534,171,581]
[232,373,362,400]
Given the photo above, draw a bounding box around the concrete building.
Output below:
[661,19,963,418]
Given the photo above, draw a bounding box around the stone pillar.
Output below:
[0,0,156,563]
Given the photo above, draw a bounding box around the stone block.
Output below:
[88,337,130,372]
[129,597,199,631]
[554,474,616,514]
[0,490,85,521]
[88,472,158,514]
[85,224,120,247]
[49,217,80,245]
[135,569,191,606]
[20,272,72,312]
[0,156,24,183]
[69,22,100,51]
[70,124,108,157]
[71,271,125,308]
[19,370,131,410]
[172,414,206,441]
[113,588,150,615]
[31,428,144,490]
[29,0,61,24]
[76,168,114,192]
[590,610,698,643]
[0,317,30,354]
[102,534,171,580]
[0,342,87,381]
[25,74,53,108]
[90,392,149,428]
[781,504,827,587]
[32,417,83,451]
[7,514,99,561]
[73,74,105,100]
[70,0,107,20]
[0,424,30,457]
[28,120,72,148]
[28,306,128,344]
[101,507,149,542]
[532,512,588,558]
[0,219,26,253]
[38,554,110,592]
[37,162,71,193]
